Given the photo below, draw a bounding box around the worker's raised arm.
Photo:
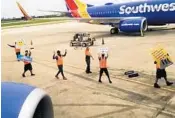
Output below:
[62,49,67,57]
[7,44,15,48]
[53,52,57,60]
[29,51,31,57]
[98,53,101,60]
[106,53,109,59]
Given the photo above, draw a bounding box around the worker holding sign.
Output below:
[151,46,173,88]
[7,40,25,61]
[98,47,112,84]
[21,50,35,77]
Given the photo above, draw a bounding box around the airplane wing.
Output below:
[47,17,123,25]
[59,17,144,25]
[38,9,143,25]
[38,9,69,14]
[78,17,122,24]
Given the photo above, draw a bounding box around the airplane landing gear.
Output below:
[110,28,119,34]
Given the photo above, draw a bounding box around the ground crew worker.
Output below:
[85,47,94,73]
[22,50,35,77]
[53,49,67,80]
[154,61,173,88]
[8,42,21,61]
[98,53,112,83]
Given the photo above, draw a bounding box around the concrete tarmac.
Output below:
[2,21,175,118]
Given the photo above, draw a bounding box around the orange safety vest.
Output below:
[85,50,91,56]
[99,57,107,68]
[156,63,160,69]
[15,48,20,53]
[57,56,63,66]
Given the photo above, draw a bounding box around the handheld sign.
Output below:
[98,47,109,56]
[18,55,32,63]
[151,46,173,69]
[16,39,25,48]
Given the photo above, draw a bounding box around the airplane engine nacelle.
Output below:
[2,82,54,118]
[119,18,147,33]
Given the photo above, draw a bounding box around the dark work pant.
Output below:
[99,68,111,82]
[86,59,91,73]
[56,65,65,77]
[16,52,20,59]
[155,69,168,83]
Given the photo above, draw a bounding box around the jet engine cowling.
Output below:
[119,18,147,33]
[2,82,54,118]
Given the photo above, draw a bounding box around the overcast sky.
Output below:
[1,0,133,18]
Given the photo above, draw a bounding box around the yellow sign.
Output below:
[15,39,25,49]
[17,41,24,47]
[151,46,173,69]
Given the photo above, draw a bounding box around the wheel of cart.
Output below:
[70,41,74,47]
[91,41,94,46]
[82,43,87,47]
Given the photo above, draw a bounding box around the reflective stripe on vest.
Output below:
[57,56,63,66]
[100,58,107,68]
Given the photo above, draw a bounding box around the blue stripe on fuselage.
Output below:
[87,0,175,25]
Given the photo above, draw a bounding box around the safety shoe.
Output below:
[22,74,26,77]
[55,75,59,79]
[31,74,35,76]
[98,80,102,83]
[154,83,160,88]
[166,81,173,86]
[109,81,112,84]
[86,71,92,74]
[63,77,67,80]
[86,71,90,74]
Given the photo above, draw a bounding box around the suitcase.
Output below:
[124,70,134,75]
[128,72,139,78]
